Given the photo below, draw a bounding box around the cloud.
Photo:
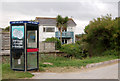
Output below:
[0,1,118,34]
[1,0,120,2]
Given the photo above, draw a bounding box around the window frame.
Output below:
[43,26,55,32]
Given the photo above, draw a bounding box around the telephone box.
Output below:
[10,21,39,71]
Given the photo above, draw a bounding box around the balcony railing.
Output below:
[55,31,74,38]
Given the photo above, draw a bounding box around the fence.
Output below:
[1,32,10,50]
[39,42,56,52]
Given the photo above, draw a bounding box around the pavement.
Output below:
[31,63,119,79]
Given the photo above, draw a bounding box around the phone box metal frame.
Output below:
[10,21,39,71]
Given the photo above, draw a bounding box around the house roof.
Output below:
[35,17,76,27]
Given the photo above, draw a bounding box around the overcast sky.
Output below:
[0,0,119,34]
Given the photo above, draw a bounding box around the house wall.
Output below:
[39,25,76,43]
[67,27,75,43]
[39,25,56,42]
[67,38,73,44]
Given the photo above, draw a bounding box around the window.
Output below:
[68,27,73,31]
[62,39,67,44]
[43,27,55,32]
[65,39,67,44]
[46,28,54,32]
[27,30,37,48]
[43,27,45,32]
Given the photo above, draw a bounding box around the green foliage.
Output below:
[83,14,120,56]
[56,15,69,30]
[45,37,61,50]
[56,15,69,43]
[60,43,88,59]
[39,67,45,72]
[3,26,10,32]
[102,50,119,57]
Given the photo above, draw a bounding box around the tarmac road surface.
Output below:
[31,63,119,79]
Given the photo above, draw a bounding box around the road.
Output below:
[31,63,119,79]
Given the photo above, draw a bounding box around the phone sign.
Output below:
[12,26,24,49]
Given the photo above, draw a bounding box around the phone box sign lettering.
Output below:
[12,26,24,49]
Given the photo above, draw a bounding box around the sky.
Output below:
[0,0,119,34]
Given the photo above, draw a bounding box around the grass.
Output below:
[2,64,33,79]
[39,55,118,68]
[2,55,118,79]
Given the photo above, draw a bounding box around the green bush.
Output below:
[60,44,88,59]
[45,37,61,50]
[102,50,119,57]
[83,15,120,57]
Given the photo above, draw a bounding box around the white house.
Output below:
[35,17,76,44]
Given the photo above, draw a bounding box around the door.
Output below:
[27,24,39,70]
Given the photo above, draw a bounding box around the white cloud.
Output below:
[0,1,118,34]
[1,0,120,2]
[74,19,89,34]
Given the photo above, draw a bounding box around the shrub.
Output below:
[60,44,88,59]
[83,15,120,57]
[45,37,61,50]
[102,50,119,57]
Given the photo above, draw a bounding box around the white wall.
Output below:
[39,25,56,42]
[67,38,72,44]
[39,25,76,43]
[67,27,74,32]
[67,27,76,43]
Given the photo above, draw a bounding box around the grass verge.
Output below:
[39,55,118,68]
[2,64,33,79]
[2,55,118,79]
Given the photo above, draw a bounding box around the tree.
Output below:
[3,26,10,32]
[83,14,119,57]
[56,15,69,44]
